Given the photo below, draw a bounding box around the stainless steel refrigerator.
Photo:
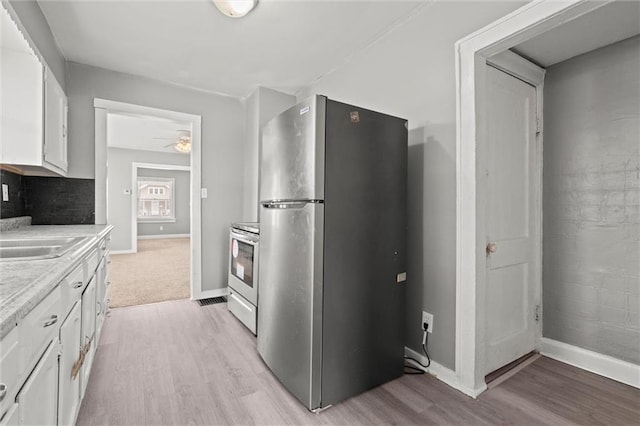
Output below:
[257,95,407,411]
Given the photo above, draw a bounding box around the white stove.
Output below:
[227,222,260,334]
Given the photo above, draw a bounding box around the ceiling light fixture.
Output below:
[173,138,191,154]
[213,0,258,18]
[172,131,191,153]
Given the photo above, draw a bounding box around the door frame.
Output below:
[94,98,203,301]
[454,0,615,397]
[131,162,191,253]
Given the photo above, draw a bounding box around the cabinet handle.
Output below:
[43,315,58,328]
[96,301,102,315]
[72,281,83,289]
[0,383,6,401]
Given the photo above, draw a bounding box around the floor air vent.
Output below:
[198,296,227,306]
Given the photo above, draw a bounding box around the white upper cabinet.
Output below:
[44,67,68,173]
[0,47,44,167]
[0,5,67,176]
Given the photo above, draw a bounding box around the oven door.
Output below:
[228,228,259,306]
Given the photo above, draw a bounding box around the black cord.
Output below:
[404,356,428,369]
[422,331,431,368]
[403,367,425,375]
[403,326,432,375]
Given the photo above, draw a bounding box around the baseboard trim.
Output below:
[541,338,640,389]
[192,288,228,301]
[110,249,135,255]
[137,234,190,240]
[404,347,485,398]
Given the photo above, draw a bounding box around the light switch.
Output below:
[201,188,208,198]
[2,184,8,202]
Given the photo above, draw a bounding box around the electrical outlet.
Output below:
[422,311,434,333]
[2,184,8,202]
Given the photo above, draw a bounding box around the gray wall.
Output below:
[66,63,245,292]
[137,168,190,237]
[299,1,526,369]
[243,87,296,221]
[542,36,640,364]
[8,0,66,90]
[106,147,190,251]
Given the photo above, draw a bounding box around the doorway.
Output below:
[94,99,204,301]
[455,0,638,396]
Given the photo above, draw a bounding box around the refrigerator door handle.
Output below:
[262,200,323,209]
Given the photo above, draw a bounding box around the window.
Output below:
[137,177,175,222]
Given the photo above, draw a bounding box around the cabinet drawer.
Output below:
[0,327,19,417]
[60,263,85,314]
[19,285,62,378]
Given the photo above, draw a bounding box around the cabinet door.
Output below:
[0,47,43,166]
[58,302,82,426]
[44,66,68,174]
[80,277,96,398]
[16,341,58,426]
[0,403,18,426]
[95,258,108,341]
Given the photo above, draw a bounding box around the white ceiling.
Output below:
[35,0,639,147]
[512,0,640,67]
[38,0,426,98]
[107,112,191,154]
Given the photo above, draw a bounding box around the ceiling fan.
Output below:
[154,130,191,153]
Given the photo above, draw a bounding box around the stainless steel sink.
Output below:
[0,237,88,261]
[0,237,84,248]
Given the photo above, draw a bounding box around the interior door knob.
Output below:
[486,242,497,254]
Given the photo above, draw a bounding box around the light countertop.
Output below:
[0,225,113,340]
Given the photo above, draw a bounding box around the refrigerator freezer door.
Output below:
[260,95,326,203]
[257,202,324,410]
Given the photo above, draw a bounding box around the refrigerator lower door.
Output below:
[257,201,324,410]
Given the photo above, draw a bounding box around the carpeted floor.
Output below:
[108,238,190,308]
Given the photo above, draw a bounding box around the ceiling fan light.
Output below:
[174,140,191,153]
[213,0,258,18]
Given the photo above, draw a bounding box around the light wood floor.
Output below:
[76,299,640,425]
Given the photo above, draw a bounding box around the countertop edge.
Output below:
[0,225,114,340]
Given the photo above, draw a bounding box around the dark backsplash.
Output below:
[0,169,95,224]
[0,169,26,218]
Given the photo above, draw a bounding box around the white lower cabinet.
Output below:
[95,257,109,342]
[0,231,111,426]
[58,302,82,426]
[80,277,96,399]
[16,341,58,426]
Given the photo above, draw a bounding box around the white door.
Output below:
[484,65,539,375]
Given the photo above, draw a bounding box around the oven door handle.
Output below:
[231,230,259,244]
